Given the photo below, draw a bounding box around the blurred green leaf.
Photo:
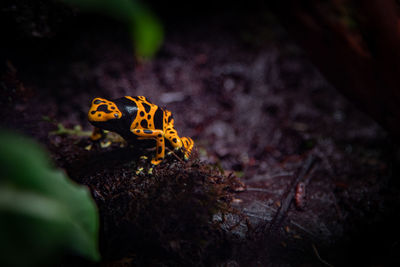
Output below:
[130,8,163,58]
[0,131,100,266]
[63,0,163,58]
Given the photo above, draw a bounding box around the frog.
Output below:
[88,96,194,173]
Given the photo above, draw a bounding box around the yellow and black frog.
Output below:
[88,96,194,173]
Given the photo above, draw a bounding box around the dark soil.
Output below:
[1,5,400,266]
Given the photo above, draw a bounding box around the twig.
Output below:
[49,123,92,137]
[246,187,276,194]
[312,243,334,267]
[264,155,316,239]
[249,171,294,182]
[242,212,270,221]
[264,171,294,179]
[243,208,274,221]
[289,220,317,239]
[165,147,184,163]
[254,201,277,212]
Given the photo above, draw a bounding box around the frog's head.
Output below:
[88,98,122,125]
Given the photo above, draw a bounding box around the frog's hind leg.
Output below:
[163,116,194,160]
[130,129,165,173]
[164,126,183,150]
[165,130,194,160]
[181,137,194,160]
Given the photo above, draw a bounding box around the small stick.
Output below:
[165,147,184,163]
[246,187,276,194]
[264,154,316,238]
[312,243,334,267]
[242,212,270,221]
[289,220,317,239]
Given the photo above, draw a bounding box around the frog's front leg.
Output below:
[90,127,105,141]
[130,128,165,173]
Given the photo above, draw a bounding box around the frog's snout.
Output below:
[88,98,122,122]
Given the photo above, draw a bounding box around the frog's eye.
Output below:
[114,113,119,118]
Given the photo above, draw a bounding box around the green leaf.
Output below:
[0,131,100,266]
[130,7,163,58]
[62,0,163,58]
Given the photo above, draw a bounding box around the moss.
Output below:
[54,137,243,265]
[100,159,241,265]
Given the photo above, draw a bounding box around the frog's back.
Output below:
[121,96,165,131]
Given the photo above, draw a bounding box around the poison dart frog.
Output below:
[88,96,194,173]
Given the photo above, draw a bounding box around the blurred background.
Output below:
[1,0,400,266]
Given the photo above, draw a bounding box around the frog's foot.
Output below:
[151,158,162,165]
[90,132,102,141]
[135,167,144,175]
[133,155,157,175]
[148,165,154,175]
[148,158,163,174]
[90,127,105,141]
